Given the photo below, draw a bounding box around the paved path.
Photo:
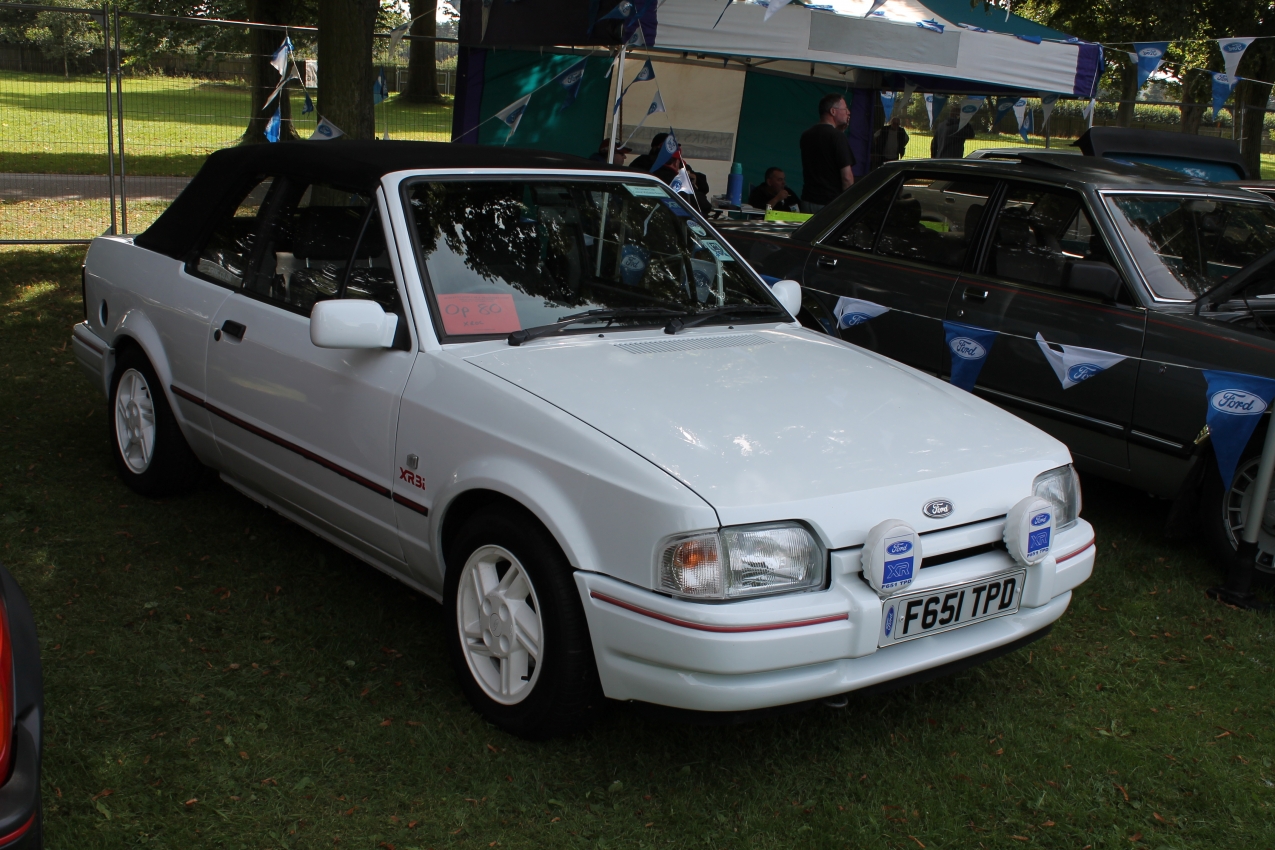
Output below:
[0,173,191,201]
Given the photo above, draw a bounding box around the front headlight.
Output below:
[659,522,825,600]
[1033,464,1082,530]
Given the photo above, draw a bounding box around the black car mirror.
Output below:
[1065,260,1123,302]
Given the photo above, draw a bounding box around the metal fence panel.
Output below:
[0,5,457,242]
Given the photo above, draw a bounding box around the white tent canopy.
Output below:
[648,0,1100,96]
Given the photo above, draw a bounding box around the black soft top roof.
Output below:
[135,140,621,261]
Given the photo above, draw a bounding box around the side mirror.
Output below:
[771,279,803,319]
[1065,260,1122,302]
[310,299,398,349]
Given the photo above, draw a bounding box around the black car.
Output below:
[719,152,1275,575]
[0,566,43,848]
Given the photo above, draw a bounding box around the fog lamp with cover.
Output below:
[658,523,825,601]
[1033,464,1082,530]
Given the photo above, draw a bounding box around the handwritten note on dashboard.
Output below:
[436,293,522,335]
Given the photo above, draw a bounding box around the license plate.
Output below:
[879,570,1026,646]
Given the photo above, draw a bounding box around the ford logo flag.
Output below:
[1133,41,1170,88]
[1036,333,1128,390]
[832,296,889,329]
[1203,370,1275,490]
[943,321,998,391]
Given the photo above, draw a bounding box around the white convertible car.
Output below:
[73,142,1094,738]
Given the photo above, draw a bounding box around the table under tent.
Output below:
[450,0,1101,200]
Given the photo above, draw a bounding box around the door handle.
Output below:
[961,287,988,303]
[219,320,246,341]
[816,255,838,269]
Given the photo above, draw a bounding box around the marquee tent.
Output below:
[452,0,1097,199]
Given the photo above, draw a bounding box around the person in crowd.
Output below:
[632,133,710,210]
[799,93,855,213]
[747,167,801,211]
[872,116,909,167]
[931,110,976,158]
[588,138,632,165]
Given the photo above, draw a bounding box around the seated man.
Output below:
[747,167,801,212]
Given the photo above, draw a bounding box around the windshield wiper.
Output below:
[508,307,686,346]
[664,304,787,335]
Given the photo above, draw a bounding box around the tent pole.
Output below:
[608,44,627,164]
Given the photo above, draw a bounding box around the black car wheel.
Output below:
[1201,452,1275,582]
[444,506,601,740]
[109,348,202,496]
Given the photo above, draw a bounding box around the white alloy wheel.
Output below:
[456,544,545,705]
[1222,455,1275,575]
[114,367,157,474]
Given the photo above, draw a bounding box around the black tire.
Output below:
[1200,450,1275,585]
[444,505,601,740]
[108,347,202,497]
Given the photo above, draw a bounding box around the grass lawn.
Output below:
[3,244,1274,848]
[0,71,453,177]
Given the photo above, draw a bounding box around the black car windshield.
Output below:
[1104,194,1275,299]
[406,179,779,338]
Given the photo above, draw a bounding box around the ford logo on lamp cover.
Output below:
[1005,496,1054,566]
[861,519,921,597]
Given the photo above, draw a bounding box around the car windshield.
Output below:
[405,179,779,338]
[1104,194,1275,299]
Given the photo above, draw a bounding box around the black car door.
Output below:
[946,180,1146,472]
[803,172,997,375]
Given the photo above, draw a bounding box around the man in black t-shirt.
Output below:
[747,167,801,211]
[799,93,855,213]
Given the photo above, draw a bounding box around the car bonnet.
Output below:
[462,327,1069,547]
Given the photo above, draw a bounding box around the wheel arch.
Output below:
[433,465,602,582]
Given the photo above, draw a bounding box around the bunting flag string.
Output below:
[1133,42,1170,89]
[494,93,532,144]
[764,0,793,22]
[649,130,679,172]
[956,95,984,131]
[1039,93,1057,129]
[551,57,588,113]
[1212,73,1237,121]
[1219,37,1254,81]
[622,89,666,147]
[924,93,948,128]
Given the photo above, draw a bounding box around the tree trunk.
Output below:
[1179,69,1206,136]
[1116,63,1138,128]
[404,0,442,103]
[242,0,297,145]
[1237,77,1272,180]
[318,0,377,140]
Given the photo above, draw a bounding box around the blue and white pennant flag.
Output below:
[944,321,997,392]
[1203,370,1275,488]
[551,58,588,112]
[1035,334,1127,390]
[832,297,889,329]
[494,93,532,142]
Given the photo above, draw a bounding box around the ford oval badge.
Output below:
[886,539,912,555]
[1210,389,1267,416]
[949,336,986,360]
[923,499,953,519]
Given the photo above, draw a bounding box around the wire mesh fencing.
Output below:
[874,94,1273,171]
[0,4,456,243]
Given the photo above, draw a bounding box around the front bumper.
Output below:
[576,518,1094,712]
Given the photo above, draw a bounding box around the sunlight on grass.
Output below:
[7,281,56,305]
[0,70,453,177]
